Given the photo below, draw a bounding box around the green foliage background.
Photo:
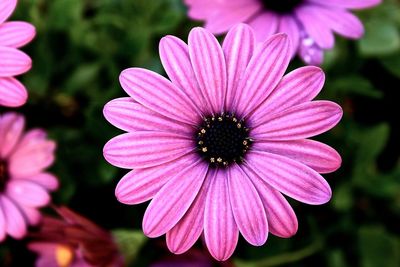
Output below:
[1,0,400,266]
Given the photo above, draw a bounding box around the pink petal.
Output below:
[0,0,17,24]
[251,66,325,124]
[0,204,6,241]
[166,169,213,254]
[279,15,300,56]
[119,68,200,125]
[19,205,41,226]
[103,97,193,134]
[246,151,332,205]
[204,4,261,34]
[295,5,335,49]
[0,195,27,239]
[16,172,59,191]
[159,36,209,113]
[0,22,36,48]
[245,170,298,238]
[233,33,291,118]
[188,27,227,114]
[115,153,199,205]
[0,112,24,158]
[142,161,208,237]
[6,180,50,207]
[251,101,343,140]
[253,139,342,173]
[9,129,56,177]
[310,6,364,39]
[247,11,279,42]
[103,131,193,169]
[222,24,255,111]
[204,169,239,261]
[0,46,32,77]
[228,165,268,246]
[307,0,382,9]
[299,35,324,65]
[0,77,28,107]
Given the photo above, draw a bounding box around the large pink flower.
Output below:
[103,24,342,261]
[185,0,381,65]
[0,112,57,241]
[0,0,35,107]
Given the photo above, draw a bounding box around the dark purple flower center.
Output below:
[0,160,9,192]
[196,113,252,167]
[261,0,303,13]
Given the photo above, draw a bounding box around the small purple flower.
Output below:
[0,112,57,241]
[0,0,36,107]
[185,0,381,65]
[103,24,342,261]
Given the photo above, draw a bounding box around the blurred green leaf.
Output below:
[112,229,147,266]
[359,226,400,267]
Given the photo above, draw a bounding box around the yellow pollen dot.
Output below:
[232,118,238,122]
[223,161,228,166]
[210,157,215,163]
[198,141,204,145]
[237,123,242,129]
[55,245,74,267]
[218,117,223,121]
[243,140,248,145]
[217,157,223,163]
[200,129,206,134]
[202,147,208,152]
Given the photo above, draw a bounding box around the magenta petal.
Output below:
[251,66,325,124]
[246,151,332,205]
[142,161,208,238]
[253,139,342,174]
[18,205,41,226]
[0,196,27,239]
[222,24,255,111]
[204,169,239,261]
[295,5,335,49]
[0,204,6,241]
[0,0,17,24]
[0,47,32,77]
[228,165,268,246]
[103,131,193,169]
[0,22,36,48]
[159,36,209,113]
[279,15,300,57]
[115,153,199,205]
[6,180,50,207]
[103,97,192,134]
[188,27,227,114]
[0,112,24,158]
[119,68,200,125]
[247,11,279,42]
[310,6,364,39]
[9,130,56,177]
[307,0,382,9]
[0,77,28,107]
[252,101,343,140]
[166,169,213,254]
[233,34,291,118]
[20,172,59,191]
[246,171,298,238]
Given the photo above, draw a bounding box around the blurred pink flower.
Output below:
[0,112,57,241]
[0,0,35,107]
[184,0,381,65]
[29,206,124,267]
[103,24,342,260]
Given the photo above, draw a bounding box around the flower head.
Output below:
[103,24,342,260]
[29,206,124,267]
[0,0,35,107]
[184,0,381,65]
[0,112,57,241]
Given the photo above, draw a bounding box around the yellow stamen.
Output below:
[55,245,74,267]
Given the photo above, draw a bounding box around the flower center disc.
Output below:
[196,114,252,167]
[0,160,9,192]
[261,0,303,13]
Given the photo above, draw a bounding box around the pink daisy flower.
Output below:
[184,0,381,65]
[103,24,342,260]
[0,112,57,241]
[0,0,35,107]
